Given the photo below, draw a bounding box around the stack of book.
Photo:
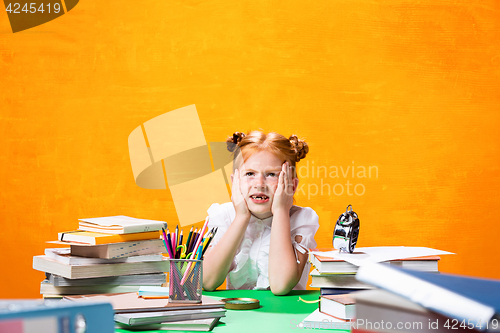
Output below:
[352,263,500,333]
[33,216,170,298]
[65,292,226,331]
[308,249,441,297]
[301,247,455,330]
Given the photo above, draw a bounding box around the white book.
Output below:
[299,309,351,330]
[319,294,356,320]
[33,255,169,279]
[47,272,166,287]
[115,317,220,331]
[115,308,226,326]
[309,269,373,289]
[70,239,166,259]
[45,248,163,265]
[79,215,167,234]
[40,280,149,295]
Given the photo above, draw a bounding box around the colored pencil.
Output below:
[181,217,210,285]
[166,230,174,259]
[202,230,215,256]
[161,228,173,258]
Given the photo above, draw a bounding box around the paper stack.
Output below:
[32,216,169,298]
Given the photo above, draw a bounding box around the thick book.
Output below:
[310,269,373,289]
[79,216,167,234]
[33,255,170,279]
[114,308,226,326]
[40,280,153,295]
[309,252,440,274]
[356,263,500,330]
[64,292,225,313]
[57,230,160,245]
[353,289,477,332]
[70,239,165,259]
[45,248,163,265]
[115,317,220,331]
[46,272,166,287]
[319,294,355,320]
[321,288,363,296]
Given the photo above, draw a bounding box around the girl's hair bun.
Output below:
[289,134,309,162]
[226,132,246,152]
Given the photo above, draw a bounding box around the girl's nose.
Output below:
[253,174,266,189]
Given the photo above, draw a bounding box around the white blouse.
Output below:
[206,202,320,290]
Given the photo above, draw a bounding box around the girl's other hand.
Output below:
[271,162,295,215]
[231,169,251,220]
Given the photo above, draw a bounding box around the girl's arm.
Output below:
[269,211,308,295]
[202,214,249,290]
[202,169,251,291]
[268,162,307,295]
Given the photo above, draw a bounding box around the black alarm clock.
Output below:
[333,205,360,253]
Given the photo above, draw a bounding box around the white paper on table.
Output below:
[309,246,454,267]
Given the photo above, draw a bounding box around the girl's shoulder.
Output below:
[207,202,235,228]
[289,205,320,228]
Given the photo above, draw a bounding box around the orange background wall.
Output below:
[1,1,499,298]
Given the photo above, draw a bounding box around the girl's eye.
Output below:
[267,173,277,177]
[245,172,254,177]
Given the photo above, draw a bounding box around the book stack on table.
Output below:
[32,216,170,298]
[65,292,226,332]
[308,248,442,297]
[352,263,500,333]
[301,246,455,330]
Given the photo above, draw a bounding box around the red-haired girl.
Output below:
[203,131,319,295]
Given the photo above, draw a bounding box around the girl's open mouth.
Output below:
[250,195,269,203]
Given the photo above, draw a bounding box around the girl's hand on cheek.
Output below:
[231,169,251,220]
[271,162,294,215]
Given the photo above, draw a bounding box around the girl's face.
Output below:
[234,150,285,219]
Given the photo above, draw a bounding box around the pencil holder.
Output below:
[168,259,203,303]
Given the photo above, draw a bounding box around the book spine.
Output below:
[356,263,495,328]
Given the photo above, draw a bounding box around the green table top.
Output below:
[116,289,322,333]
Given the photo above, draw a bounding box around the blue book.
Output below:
[320,288,361,296]
[0,300,114,333]
[356,262,500,330]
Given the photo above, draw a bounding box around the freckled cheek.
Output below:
[268,179,279,192]
[239,179,251,194]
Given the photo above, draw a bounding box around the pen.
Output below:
[175,225,179,247]
[188,228,197,254]
[185,226,193,254]
[191,230,200,254]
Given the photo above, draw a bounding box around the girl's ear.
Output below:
[293,178,299,194]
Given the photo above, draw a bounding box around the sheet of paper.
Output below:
[310,246,454,267]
